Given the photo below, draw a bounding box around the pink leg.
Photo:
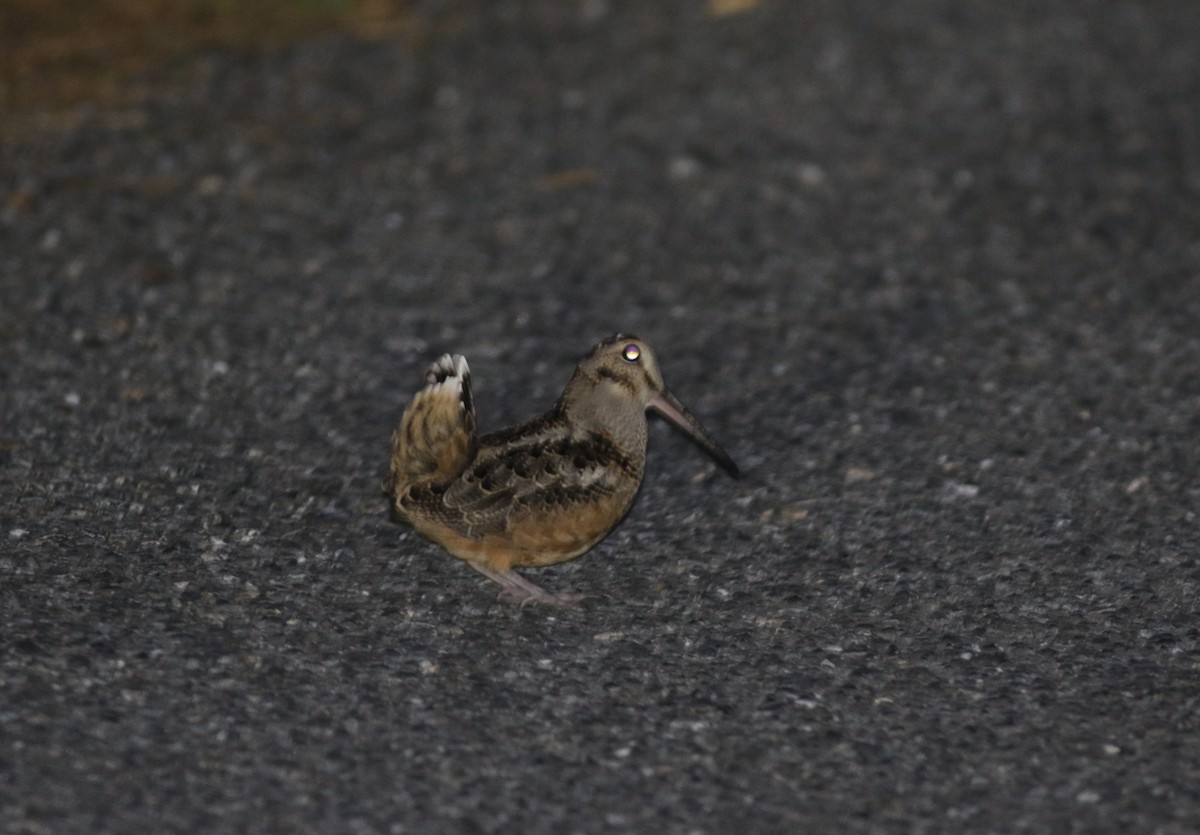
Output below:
[467,563,582,607]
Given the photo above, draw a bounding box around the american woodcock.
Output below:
[384,334,739,605]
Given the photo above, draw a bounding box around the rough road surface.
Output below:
[3,1,1199,832]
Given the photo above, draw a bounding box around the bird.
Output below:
[384,333,739,605]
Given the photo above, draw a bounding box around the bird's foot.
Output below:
[468,563,582,607]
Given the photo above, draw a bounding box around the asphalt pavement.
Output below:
[2,1,1199,832]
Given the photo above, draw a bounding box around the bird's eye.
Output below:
[622,344,641,362]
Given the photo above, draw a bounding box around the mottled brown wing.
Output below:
[438,432,639,539]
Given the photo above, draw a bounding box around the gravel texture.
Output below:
[3,1,1200,832]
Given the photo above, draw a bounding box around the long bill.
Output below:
[649,389,740,478]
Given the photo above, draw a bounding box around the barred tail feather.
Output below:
[385,354,477,498]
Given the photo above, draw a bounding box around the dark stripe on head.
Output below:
[595,365,638,394]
